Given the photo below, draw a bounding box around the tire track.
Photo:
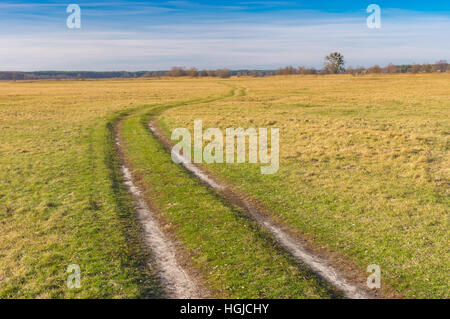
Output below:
[118,159,201,299]
[114,88,239,299]
[147,89,375,299]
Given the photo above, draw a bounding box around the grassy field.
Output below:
[0,75,448,298]
[159,74,449,298]
[118,99,332,298]
[0,79,229,298]
[118,88,339,298]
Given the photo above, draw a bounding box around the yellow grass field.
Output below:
[0,75,448,298]
[0,79,229,298]
[159,74,449,298]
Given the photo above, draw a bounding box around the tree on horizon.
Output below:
[324,52,345,74]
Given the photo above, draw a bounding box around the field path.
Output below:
[113,88,241,298]
[118,157,201,298]
[149,121,374,299]
[116,85,375,299]
[146,83,379,299]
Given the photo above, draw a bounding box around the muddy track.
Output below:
[113,88,240,299]
[116,85,376,299]
[115,136,202,299]
[145,87,378,299]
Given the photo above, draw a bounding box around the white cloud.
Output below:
[1,12,449,70]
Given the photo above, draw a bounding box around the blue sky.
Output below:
[2,0,450,70]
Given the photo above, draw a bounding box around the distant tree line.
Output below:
[272,61,448,76]
[0,68,275,80]
[165,66,235,78]
[275,52,449,76]
[0,71,152,81]
[1,56,448,81]
[164,66,278,78]
[345,60,449,75]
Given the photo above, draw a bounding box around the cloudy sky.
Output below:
[2,0,450,71]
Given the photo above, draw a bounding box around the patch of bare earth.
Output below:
[115,135,203,299]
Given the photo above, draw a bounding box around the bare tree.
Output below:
[167,66,187,77]
[207,69,217,77]
[368,65,382,74]
[216,68,232,78]
[298,66,310,75]
[384,63,399,73]
[410,64,421,74]
[187,67,198,77]
[435,60,448,72]
[276,66,297,75]
[421,63,433,73]
[324,52,345,74]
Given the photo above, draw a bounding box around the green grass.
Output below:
[159,74,450,298]
[118,88,338,298]
[1,75,447,298]
[0,112,163,298]
[0,79,228,298]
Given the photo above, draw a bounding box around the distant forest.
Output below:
[0,69,266,80]
[1,61,448,80]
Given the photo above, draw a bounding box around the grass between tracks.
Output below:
[0,79,227,298]
[159,74,450,298]
[119,88,338,298]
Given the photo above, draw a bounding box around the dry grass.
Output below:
[160,74,449,298]
[0,78,228,298]
[0,75,447,298]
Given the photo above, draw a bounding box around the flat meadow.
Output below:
[0,74,448,298]
[159,74,449,298]
[0,79,229,297]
